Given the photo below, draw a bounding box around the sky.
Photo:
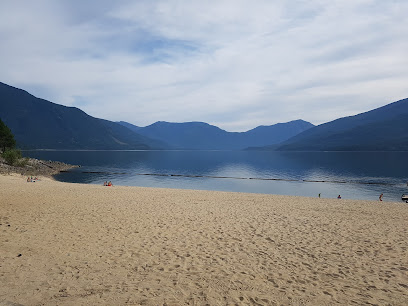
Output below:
[0,0,407,132]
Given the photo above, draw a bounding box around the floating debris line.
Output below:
[62,170,398,186]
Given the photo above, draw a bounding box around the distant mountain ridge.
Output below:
[4,81,404,152]
[276,98,408,151]
[0,81,314,150]
[118,120,314,150]
[0,82,165,150]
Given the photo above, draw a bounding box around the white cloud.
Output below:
[0,0,407,131]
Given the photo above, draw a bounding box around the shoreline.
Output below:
[1,174,407,305]
[0,157,78,179]
[50,173,406,203]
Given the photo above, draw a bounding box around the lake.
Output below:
[23,150,408,202]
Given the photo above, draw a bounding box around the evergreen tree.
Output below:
[0,118,16,152]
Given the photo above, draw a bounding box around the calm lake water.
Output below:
[23,150,408,202]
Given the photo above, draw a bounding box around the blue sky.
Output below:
[0,0,407,131]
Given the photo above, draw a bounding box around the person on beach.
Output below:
[107,181,113,186]
[318,193,321,198]
[103,181,107,186]
[337,195,341,199]
[379,193,383,201]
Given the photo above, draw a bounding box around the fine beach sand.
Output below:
[1,174,408,305]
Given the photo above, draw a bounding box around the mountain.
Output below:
[118,120,314,150]
[243,120,315,145]
[276,98,408,151]
[0,82,166,150]
[117,121,141,132]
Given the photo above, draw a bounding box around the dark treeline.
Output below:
[0,118,23,165]
[0,118,16,152]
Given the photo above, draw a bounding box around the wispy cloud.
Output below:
[0,0,407,131]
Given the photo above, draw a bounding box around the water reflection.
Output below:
[23,150,408,201]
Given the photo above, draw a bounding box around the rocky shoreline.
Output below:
[0,157,79,178]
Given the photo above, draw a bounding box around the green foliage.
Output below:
[0,118,16,152]
[14,157,29,167]
[2,148,22,166]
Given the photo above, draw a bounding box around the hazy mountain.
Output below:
[0,82,165,150]
[276,98,408,151]
[118,120,314,150]
[243,120,315,145]
[0,81,314,151]
[117,121,141,132]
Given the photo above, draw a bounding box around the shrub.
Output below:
[2,149,22,166]
[14,157,29,167]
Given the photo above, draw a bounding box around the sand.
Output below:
[1,174,407,306]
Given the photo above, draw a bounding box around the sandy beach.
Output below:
[1,174,407,305]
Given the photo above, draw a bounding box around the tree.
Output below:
[2,148,22,165]
[0,118,16,152]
